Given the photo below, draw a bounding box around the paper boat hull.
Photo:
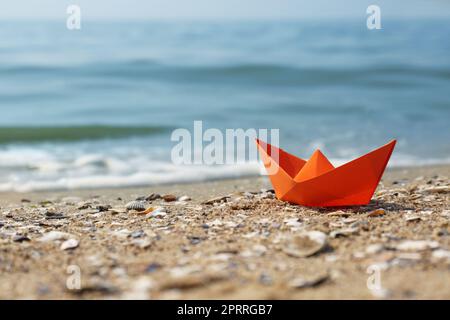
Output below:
[256,139,396,207]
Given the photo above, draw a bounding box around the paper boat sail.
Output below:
[256,139,396,207]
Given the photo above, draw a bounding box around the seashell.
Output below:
[367,208,386,217]
[366,244,384,254]
[178,195,191,202]
[145,193,161,201]
[202,195,230,205]
[283,231,327,258]
[327,210,350,217]
[60,238,79,250]
[420,186,449,194]
[432,249,450,261]
[405,215,422,222]
[284,218,302,229]
[38,231,73,242]
[330,227,359,238]
[126,201,147,212]
[151,209,167,217]
[395,240,439,251]
[288,273,329,289]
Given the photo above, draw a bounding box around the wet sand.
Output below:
[0,165,449,299]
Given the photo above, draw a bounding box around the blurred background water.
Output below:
[1,19,449,191]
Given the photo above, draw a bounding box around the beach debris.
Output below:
[330,227,359,238]
[131,230,145,238]
[151,208,167,218]
[145,193,161,201]
[188,235,203,245]
[122,276,154,300]
[283,231,327,258]
[112,229,132,239]
[367,208,386,217]
[96,204,112,212]
[161,272,227,290]
[258,191,274,199]
[69,280,118,295]
[441,210,450,218]
[39,200,53,206]
[125,201,155,214]
[202,195,230,205]
[126,201,147,212]
[77,202,92,210]
[178,195,191,202]
[38,231,73,242]
[420,186,449,194]
[418,210,433,216]
[133,239,152,249]
[327,211,350,217]
[405,215,422,222]
[252,244,268,256]
[13,234,31,242]
[432,249,450,261]
[342,217,358,224]
[259,273,273,285]
[61,196,82,205]
[145,263,162,273]
[395,240,439,251]
[288,273,329,289]
[394,252,422,263]
[109,207,127,214]
[162,194,177,202]
[366,244,384,255]
[60,238,79,250]
[284,217,302,229]
[44,211,67,219]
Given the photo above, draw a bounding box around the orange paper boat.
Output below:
[256,139,396,207]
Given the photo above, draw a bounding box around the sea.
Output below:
[1,19,449,191]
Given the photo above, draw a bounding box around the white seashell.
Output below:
[330,227,359,238]
[113,229,132,239]
[395,240,439,251]
[151,208,167,218]
[441,210,450,217]
[366,244,384,255]
[420,186,449,194]
[61,238,79,250]
[288,273,328,289]
[178,195,191,202]
[284,218,302,229]
[283,231,327,258]
[432,249,450,260]
[126,201,147,212]
[38,231,73,242]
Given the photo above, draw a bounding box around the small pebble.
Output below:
[162,194,177,202]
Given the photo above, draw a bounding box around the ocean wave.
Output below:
[0,125,170,144]
[3,62,450,87]
[0,146,449,192]
[0,161,262,192]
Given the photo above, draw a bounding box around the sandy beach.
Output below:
[0,165,449,299]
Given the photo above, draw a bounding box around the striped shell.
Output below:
[125,201,147,212]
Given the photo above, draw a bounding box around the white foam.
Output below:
[0,143,449,192]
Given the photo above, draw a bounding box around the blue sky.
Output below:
[1,0,449,20]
